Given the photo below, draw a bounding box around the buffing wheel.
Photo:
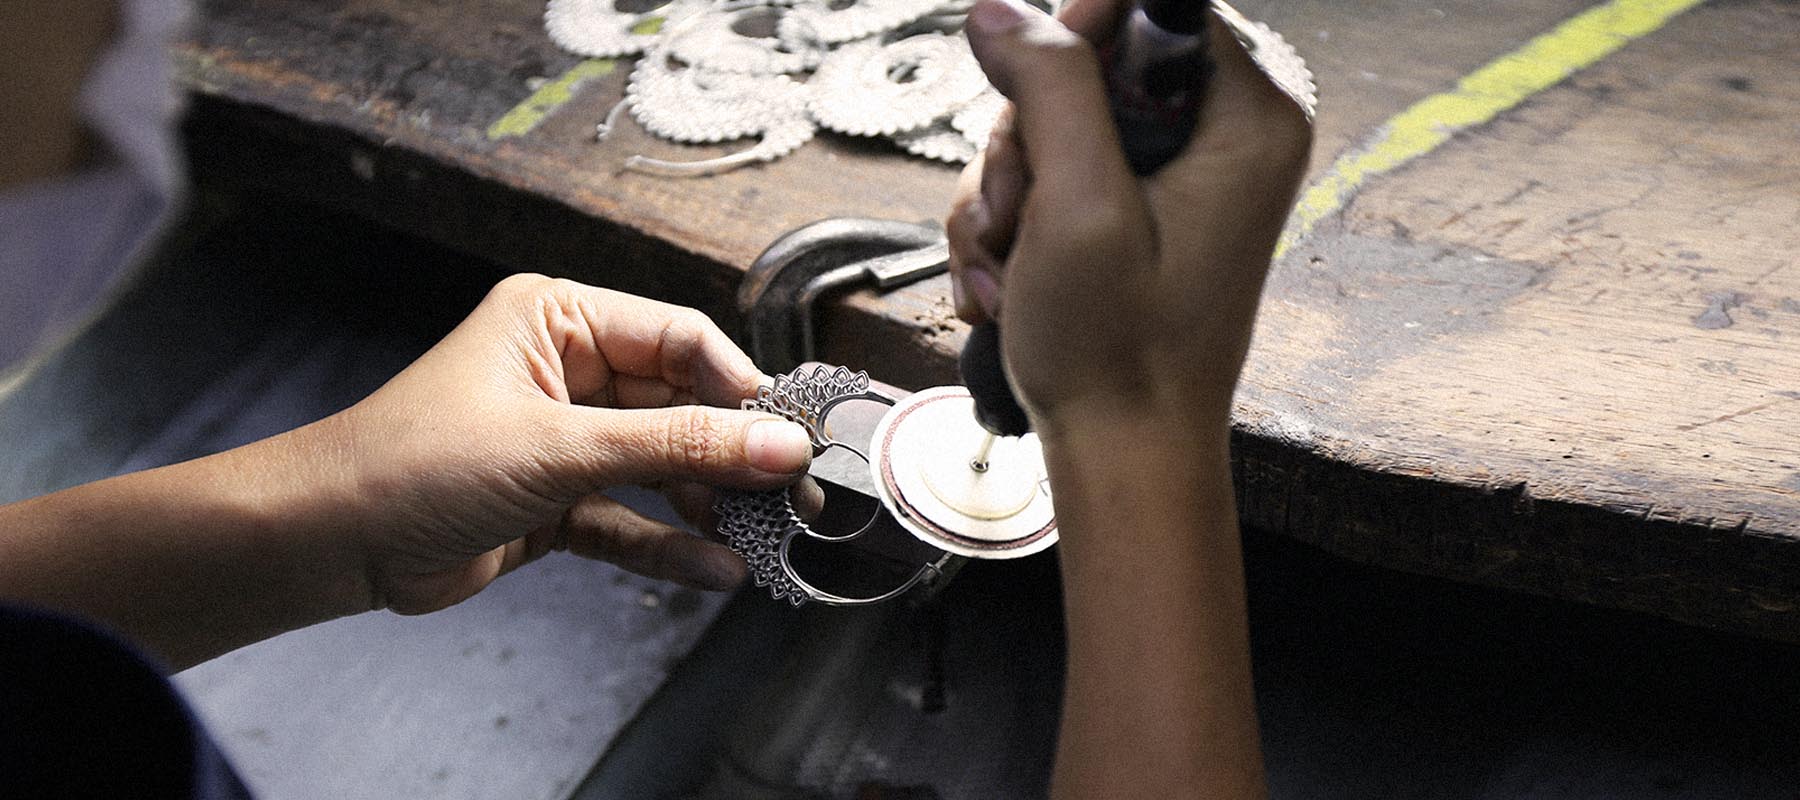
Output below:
[869,386,1058,559]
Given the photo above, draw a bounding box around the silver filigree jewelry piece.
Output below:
[546,0,698,58]
[892,122,978,163]
[776,0,941,46]
[1211,0,1317,120]
[665,4,827,74]
[747,364,878,447]
[807,33,987,137]
[714,489,812,605]
[617,48,818,175]
[547,0,1315,173]
[716,365,948,606]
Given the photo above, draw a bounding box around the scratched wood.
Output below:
[1241,0,1800,636]
[175,0,1800,639]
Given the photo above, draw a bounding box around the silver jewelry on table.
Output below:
[546,0,1316,174]
[807,33,987,137]
[665,3,827,74]
[892,122,979,163]
[620,47,818,175]
[776,0,943,46]
[546,0,699,58]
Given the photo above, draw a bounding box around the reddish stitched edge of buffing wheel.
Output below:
[879,392,1056,552]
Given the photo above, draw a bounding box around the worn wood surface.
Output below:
[1240,0,1800,636]
[176,0,1800,639]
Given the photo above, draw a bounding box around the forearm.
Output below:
[0,417,369,669]
[1043,411,1264,799]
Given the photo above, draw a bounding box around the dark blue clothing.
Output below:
[0,604,250,799]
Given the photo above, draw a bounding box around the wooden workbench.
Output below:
[177,0,1800,641]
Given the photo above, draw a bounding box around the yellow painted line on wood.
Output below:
[1276,0,1707,258]
[486,59,616,141]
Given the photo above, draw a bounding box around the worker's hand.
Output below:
[316,275,811,614]
[946,0,1311,438]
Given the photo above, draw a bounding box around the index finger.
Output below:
[545,280,764,409]
[1053,0,1129,43]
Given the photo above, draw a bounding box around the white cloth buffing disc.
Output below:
[869,386,1058,559]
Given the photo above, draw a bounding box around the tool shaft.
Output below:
[970,431,998,472]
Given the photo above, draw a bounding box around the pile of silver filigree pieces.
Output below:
[548,0,996,175]
[545,0,1315,175]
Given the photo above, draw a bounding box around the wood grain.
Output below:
[1248,0,1800,634]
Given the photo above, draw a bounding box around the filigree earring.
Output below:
[717,365,953,605]
[717,364,1058,606]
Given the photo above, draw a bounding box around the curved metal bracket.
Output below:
[778,540,953,607]
[739,217,947,372]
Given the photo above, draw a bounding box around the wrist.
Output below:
[1034,397,1232,465]
[1035,400,1237,559]
[216,414,377,620]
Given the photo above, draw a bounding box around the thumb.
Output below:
[963,0,1137,216]
[549,405,813,492]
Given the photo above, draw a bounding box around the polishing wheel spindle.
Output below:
[871,386,1058,560]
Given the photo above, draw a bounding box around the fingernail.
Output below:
[965,268,1003,316]
[967,0,1030,36]
[746,419,812,474]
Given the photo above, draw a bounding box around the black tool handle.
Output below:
[960,0,1210,437]
[960,322,1032,436]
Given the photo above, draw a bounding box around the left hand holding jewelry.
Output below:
[319,274,814,614]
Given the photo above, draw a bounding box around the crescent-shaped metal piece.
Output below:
[716,364,945,606]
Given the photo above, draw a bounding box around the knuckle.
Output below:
[946,195,981,244]
[665,407,729,473]
[669,307,716,339]
[547,276,589,293]
[493,272,554,299]
[657,307,716,373]
[1037,31,1099,76]
[486,274,563,322]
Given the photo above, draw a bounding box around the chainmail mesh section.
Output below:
[716,489,809,606]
